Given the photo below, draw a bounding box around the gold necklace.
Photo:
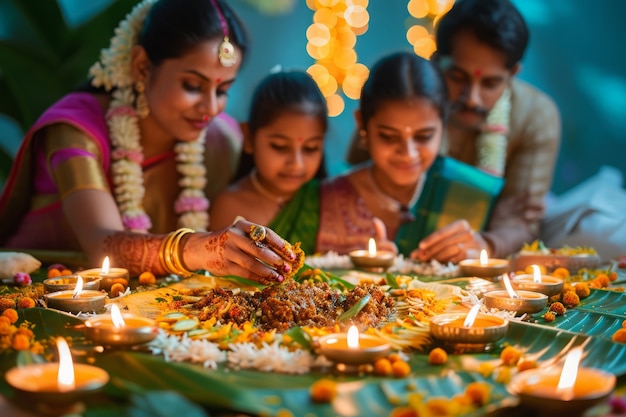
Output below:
[368,167,424,224]
[249,170,288,209]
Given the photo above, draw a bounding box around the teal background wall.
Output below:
[1,0,625,195]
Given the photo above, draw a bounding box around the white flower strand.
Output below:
[476,88,511,176]
[88,0,209,232]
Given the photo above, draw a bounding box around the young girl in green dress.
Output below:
[209,70,328,254]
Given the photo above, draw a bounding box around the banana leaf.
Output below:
[5,306,626,416]
[0,308,512,416]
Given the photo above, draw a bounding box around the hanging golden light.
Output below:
[406,0,455,59]
[306,0,371,117]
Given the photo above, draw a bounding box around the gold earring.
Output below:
[135,81,150,119]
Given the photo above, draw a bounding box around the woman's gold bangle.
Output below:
[159,228,195,277]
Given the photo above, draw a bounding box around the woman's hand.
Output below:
[184,219,298,285]
[410,219,489,263]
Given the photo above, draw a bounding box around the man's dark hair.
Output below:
[436,0,529,68]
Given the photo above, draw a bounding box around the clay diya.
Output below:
[44,276,107,314]
[430,303,509,353]
[349,238,395,272]
[43,274,101,293]
[318,325,391,366]
[459,250,508,279]
[78,256,129,293]
[511,265,564,297]
[4,337,109,416]
[483,273,547,315]
[83,304,158,347]
[507,346,615,416]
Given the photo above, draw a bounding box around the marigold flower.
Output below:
[500,346,522,366]
[2,308,19,324]
[543,311,556,322]
[391,359,411,378]
[551,267,570,279]
[310,378,337,403]
[517,359,538,372]
[612,328,626,344]
[11,333,30,350]
[562,291,580,308]
[428,347,448,365]
[373,357,393,376]
[477,362,495,378]
[110,283,126,298]
[574,282,591,299]
[47,269,62,279]
[465,381,491,406]
[0,297,16,312]
[17,297,36,309]
[0,318,11,334]
[16,326,33,339]
[389,407,418,417]
[138,271,156,285]
[549,301,566,316]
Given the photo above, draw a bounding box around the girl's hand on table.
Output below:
[373,217,399,254]
[185,219,298,285]
[410,219,489,263]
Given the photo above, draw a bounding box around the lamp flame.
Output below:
[368,238,377,257]
[463,303,482,327]
[347,325,360,348]
[556,346,583,399]
[56,337,75,391]
[72,276,84,299]
[502,273,519,299]
[479,249,488,266]
[102,256,110,274]
[531,265,542,283]
[110,303,126,328]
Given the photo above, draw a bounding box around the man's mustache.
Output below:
[450,101,488,117]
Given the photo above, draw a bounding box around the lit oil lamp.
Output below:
[483,273,548,316]
[511,265,564,297]
[349,238,395,272]
[508,346,616,416]
[43,274,101,293]
[83,304,158,347]
[5,337,109,415]
[430,303,509,353]
[78,256,129,294]
[318,325,391,366]
[44,276,107,314]
[459,249,509,279]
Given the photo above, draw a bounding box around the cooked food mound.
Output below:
[193,280,395,332]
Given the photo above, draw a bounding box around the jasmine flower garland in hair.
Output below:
[477,88,511,176]
[89,0,209,232]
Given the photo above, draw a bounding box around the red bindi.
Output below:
[215,77,222,83]
[474,69,482,78]
[297,136,304,143]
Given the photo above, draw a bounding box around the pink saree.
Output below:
[0,92,111,250]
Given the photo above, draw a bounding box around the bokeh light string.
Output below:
[406,0,455,59]
[305,0,371,117]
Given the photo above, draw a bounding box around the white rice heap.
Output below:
[148,330,330,374]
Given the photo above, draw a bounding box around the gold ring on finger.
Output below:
[250,225,267,242]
